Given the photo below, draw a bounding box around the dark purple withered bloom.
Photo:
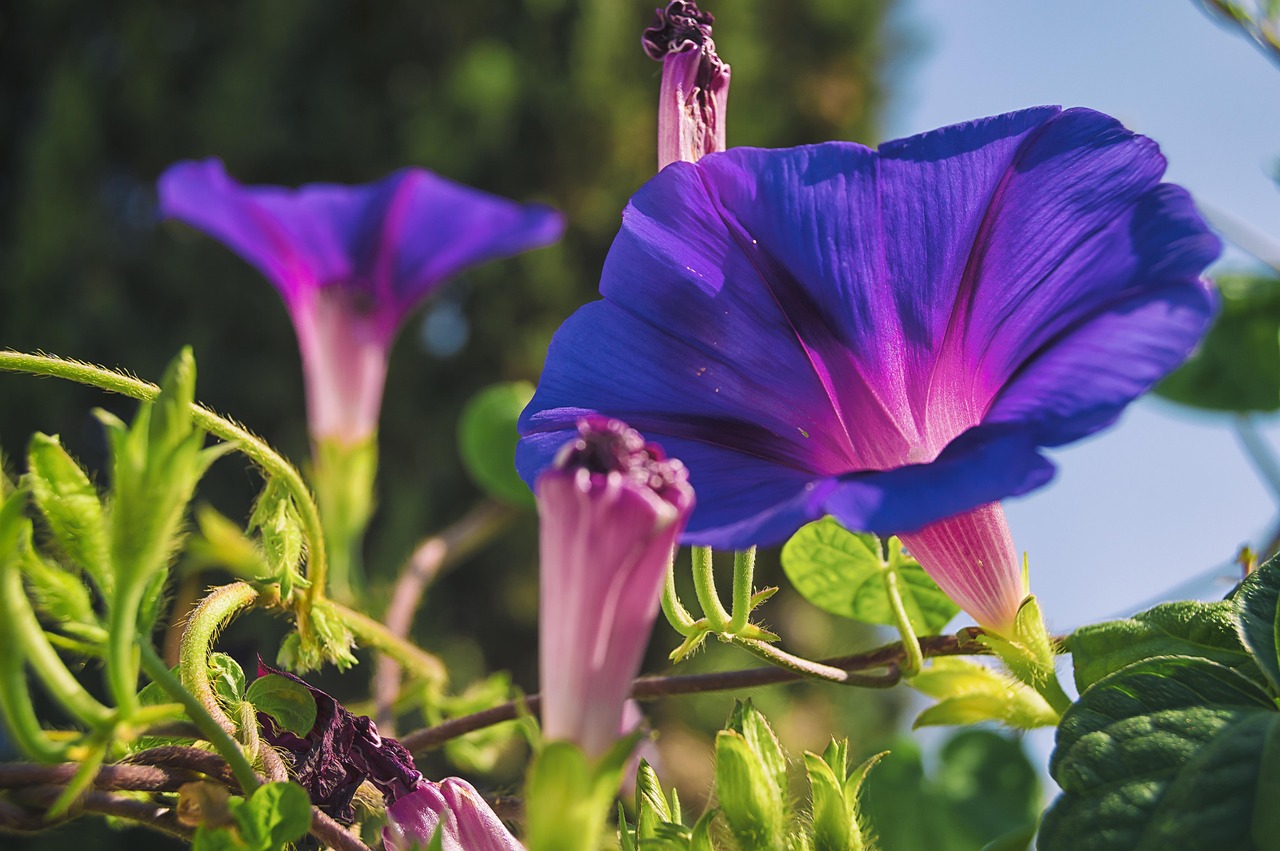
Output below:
[255,661,421,823]
[158,159,565,444]
[643,1,730,169]
[535,418,694,758]
[517,107,1220,632]
[384,777,523,851]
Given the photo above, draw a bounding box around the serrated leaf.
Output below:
[1068,599,1256,693]
[1042,656,1279,851]
[458,381,536,507]
[1233,555,1280,693]
[246,674,316,737]
[781,516,959,634]
[1156,274,1280,412]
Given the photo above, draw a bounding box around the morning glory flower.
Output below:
[643,0,730,169]
[517,107,1219,632]
[384,777,523,851]
[158,159,565,445]
[535,417,694,758]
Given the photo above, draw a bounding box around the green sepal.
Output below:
[725,699,788,794]
[246,673,317,737]
[308,435,377,602]
[524,736,638,851]
[804,740,882,851]
[278,598,356,673]
[910,657,1057,730]
[781,516,959,635]
[714,702,790,851]
[248,479,310,600]
[976,595,1069,715]
[1068,598,1256,693]
[458,381,537,507]
[188,505,272,581]
[25,432,112,596]
[1041,656,1280,851]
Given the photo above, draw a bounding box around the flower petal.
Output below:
[158,159,564,315]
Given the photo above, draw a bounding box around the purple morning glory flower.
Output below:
[158,159,565,444]
[517,107,1219,631]
[255,661,421,823]
[384,777,523,851]
[643,1,730,170]
[536,418,694,758]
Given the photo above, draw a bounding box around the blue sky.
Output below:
[891,0,1280,630]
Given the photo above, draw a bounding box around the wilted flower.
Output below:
[255,662,421,823]
[517,107,1219,632]
[643,0,730,169]
[158,159,564,445]
[535,418,694,757]
[384,777,523,851]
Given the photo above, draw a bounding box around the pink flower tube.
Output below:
[535,418,695,758]
[384,777,523,851]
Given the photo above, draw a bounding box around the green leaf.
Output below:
[1068,599,1256,693]
[457,381,536,507]
[235,782,312,851]
[1233,555,1280,693]
[861,731,1040,851]
[209,652,247,707]
[1156,274,1280,412]
[246,673,317,737]
[25,432,112,596]
[1042,656,1280,851]
[780,516,959,634]
[910,658,1056,730]
[189,505,271,580]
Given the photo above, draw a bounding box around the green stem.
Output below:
[691,546,731,631]
[0,621,66,761]
[727,637,901,688]
[661,552,698,635]
[329,600,448,685]
[138,640,259,794]
[727,547,757,633]
[1,554,115,728]
[107,577,146,717]
[0,351,329,602]
[881,568,924,678]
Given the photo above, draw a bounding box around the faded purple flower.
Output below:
[517,107,1219,632]
[384,777,523,851]
[158,159,565,444]
[535,418,694,757]
[255,661,421,823]
[643,1,730,169]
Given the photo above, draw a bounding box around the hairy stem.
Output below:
[138,639,260,795]
[727,547,757,633]
[691,545,731,630]
[0,351,329,601]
